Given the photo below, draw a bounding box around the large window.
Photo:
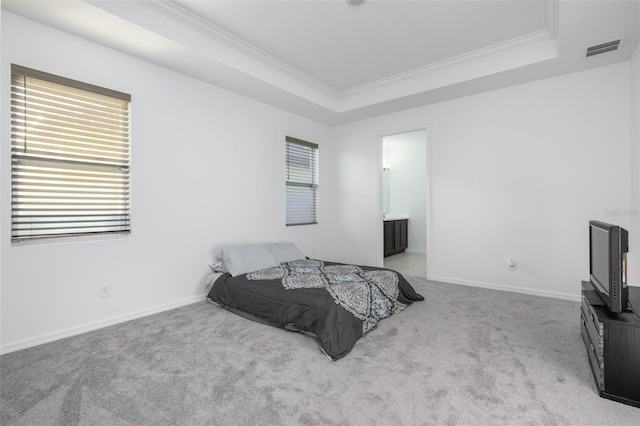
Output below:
[10,65,131,242]
[285,136,318,226]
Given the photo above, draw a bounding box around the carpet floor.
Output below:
[1,277,639,425]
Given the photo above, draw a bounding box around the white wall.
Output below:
[0,12,331,353]
[382,130,427,253]
[329,63,632,300]
[2,10,637,354]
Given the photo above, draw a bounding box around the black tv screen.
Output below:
[589,220,629,313]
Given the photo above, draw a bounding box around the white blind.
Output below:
[11,64,131,242]
[286,136,318,226]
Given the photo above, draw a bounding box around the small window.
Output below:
[285,136,318,226]
[10,65,131,242]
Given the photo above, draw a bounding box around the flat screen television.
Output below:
[589,220,630,313]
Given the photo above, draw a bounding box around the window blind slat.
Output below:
[10,96,130,125]
[11,121,130,146]
[10,131,130,155]
[11,64,131,242]
[12,146,129,166]
[11,82,130,110]
[15,208,127,213]
[13,182,129,191]
[11,66,130,101]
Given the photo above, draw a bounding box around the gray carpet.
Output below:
[1,277,639,425]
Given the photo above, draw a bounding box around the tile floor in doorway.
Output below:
[383,251,426,278]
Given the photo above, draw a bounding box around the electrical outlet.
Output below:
[99,284,111,298]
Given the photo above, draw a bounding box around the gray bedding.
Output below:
[207,260,423,360]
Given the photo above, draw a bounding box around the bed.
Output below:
[205,243,423,360]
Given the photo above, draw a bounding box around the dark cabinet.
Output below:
[384,219,408,257]
[580,281,640,408]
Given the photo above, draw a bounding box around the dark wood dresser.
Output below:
[580,281,640,408]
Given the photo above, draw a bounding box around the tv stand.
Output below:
[580,281,640,408]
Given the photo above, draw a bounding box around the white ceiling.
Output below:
[3,0,639,125]
[178,0,549,91]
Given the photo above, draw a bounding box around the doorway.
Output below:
[381,129,428,278]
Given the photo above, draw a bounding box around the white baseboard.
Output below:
[0,295,206,355]
[426,274,581,302]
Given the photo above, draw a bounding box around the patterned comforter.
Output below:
[207,260,423,360]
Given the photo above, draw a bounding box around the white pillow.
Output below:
[266,242,306,264]
[222,244,279,277]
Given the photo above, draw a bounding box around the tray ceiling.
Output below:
[2,0,639,125]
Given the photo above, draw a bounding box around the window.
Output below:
[10,64,131,242]
[285,136,318,226]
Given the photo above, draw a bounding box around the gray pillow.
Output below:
[222,244,279,277]
[266,242,306,264]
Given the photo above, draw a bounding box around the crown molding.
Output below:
[134,0,340,96]
[341,27,559,98]
[134,0,559,111]
[342,0,559,98]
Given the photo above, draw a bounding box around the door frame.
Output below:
[377,125,431,277]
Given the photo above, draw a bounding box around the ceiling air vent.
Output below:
[586,38,624,57]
